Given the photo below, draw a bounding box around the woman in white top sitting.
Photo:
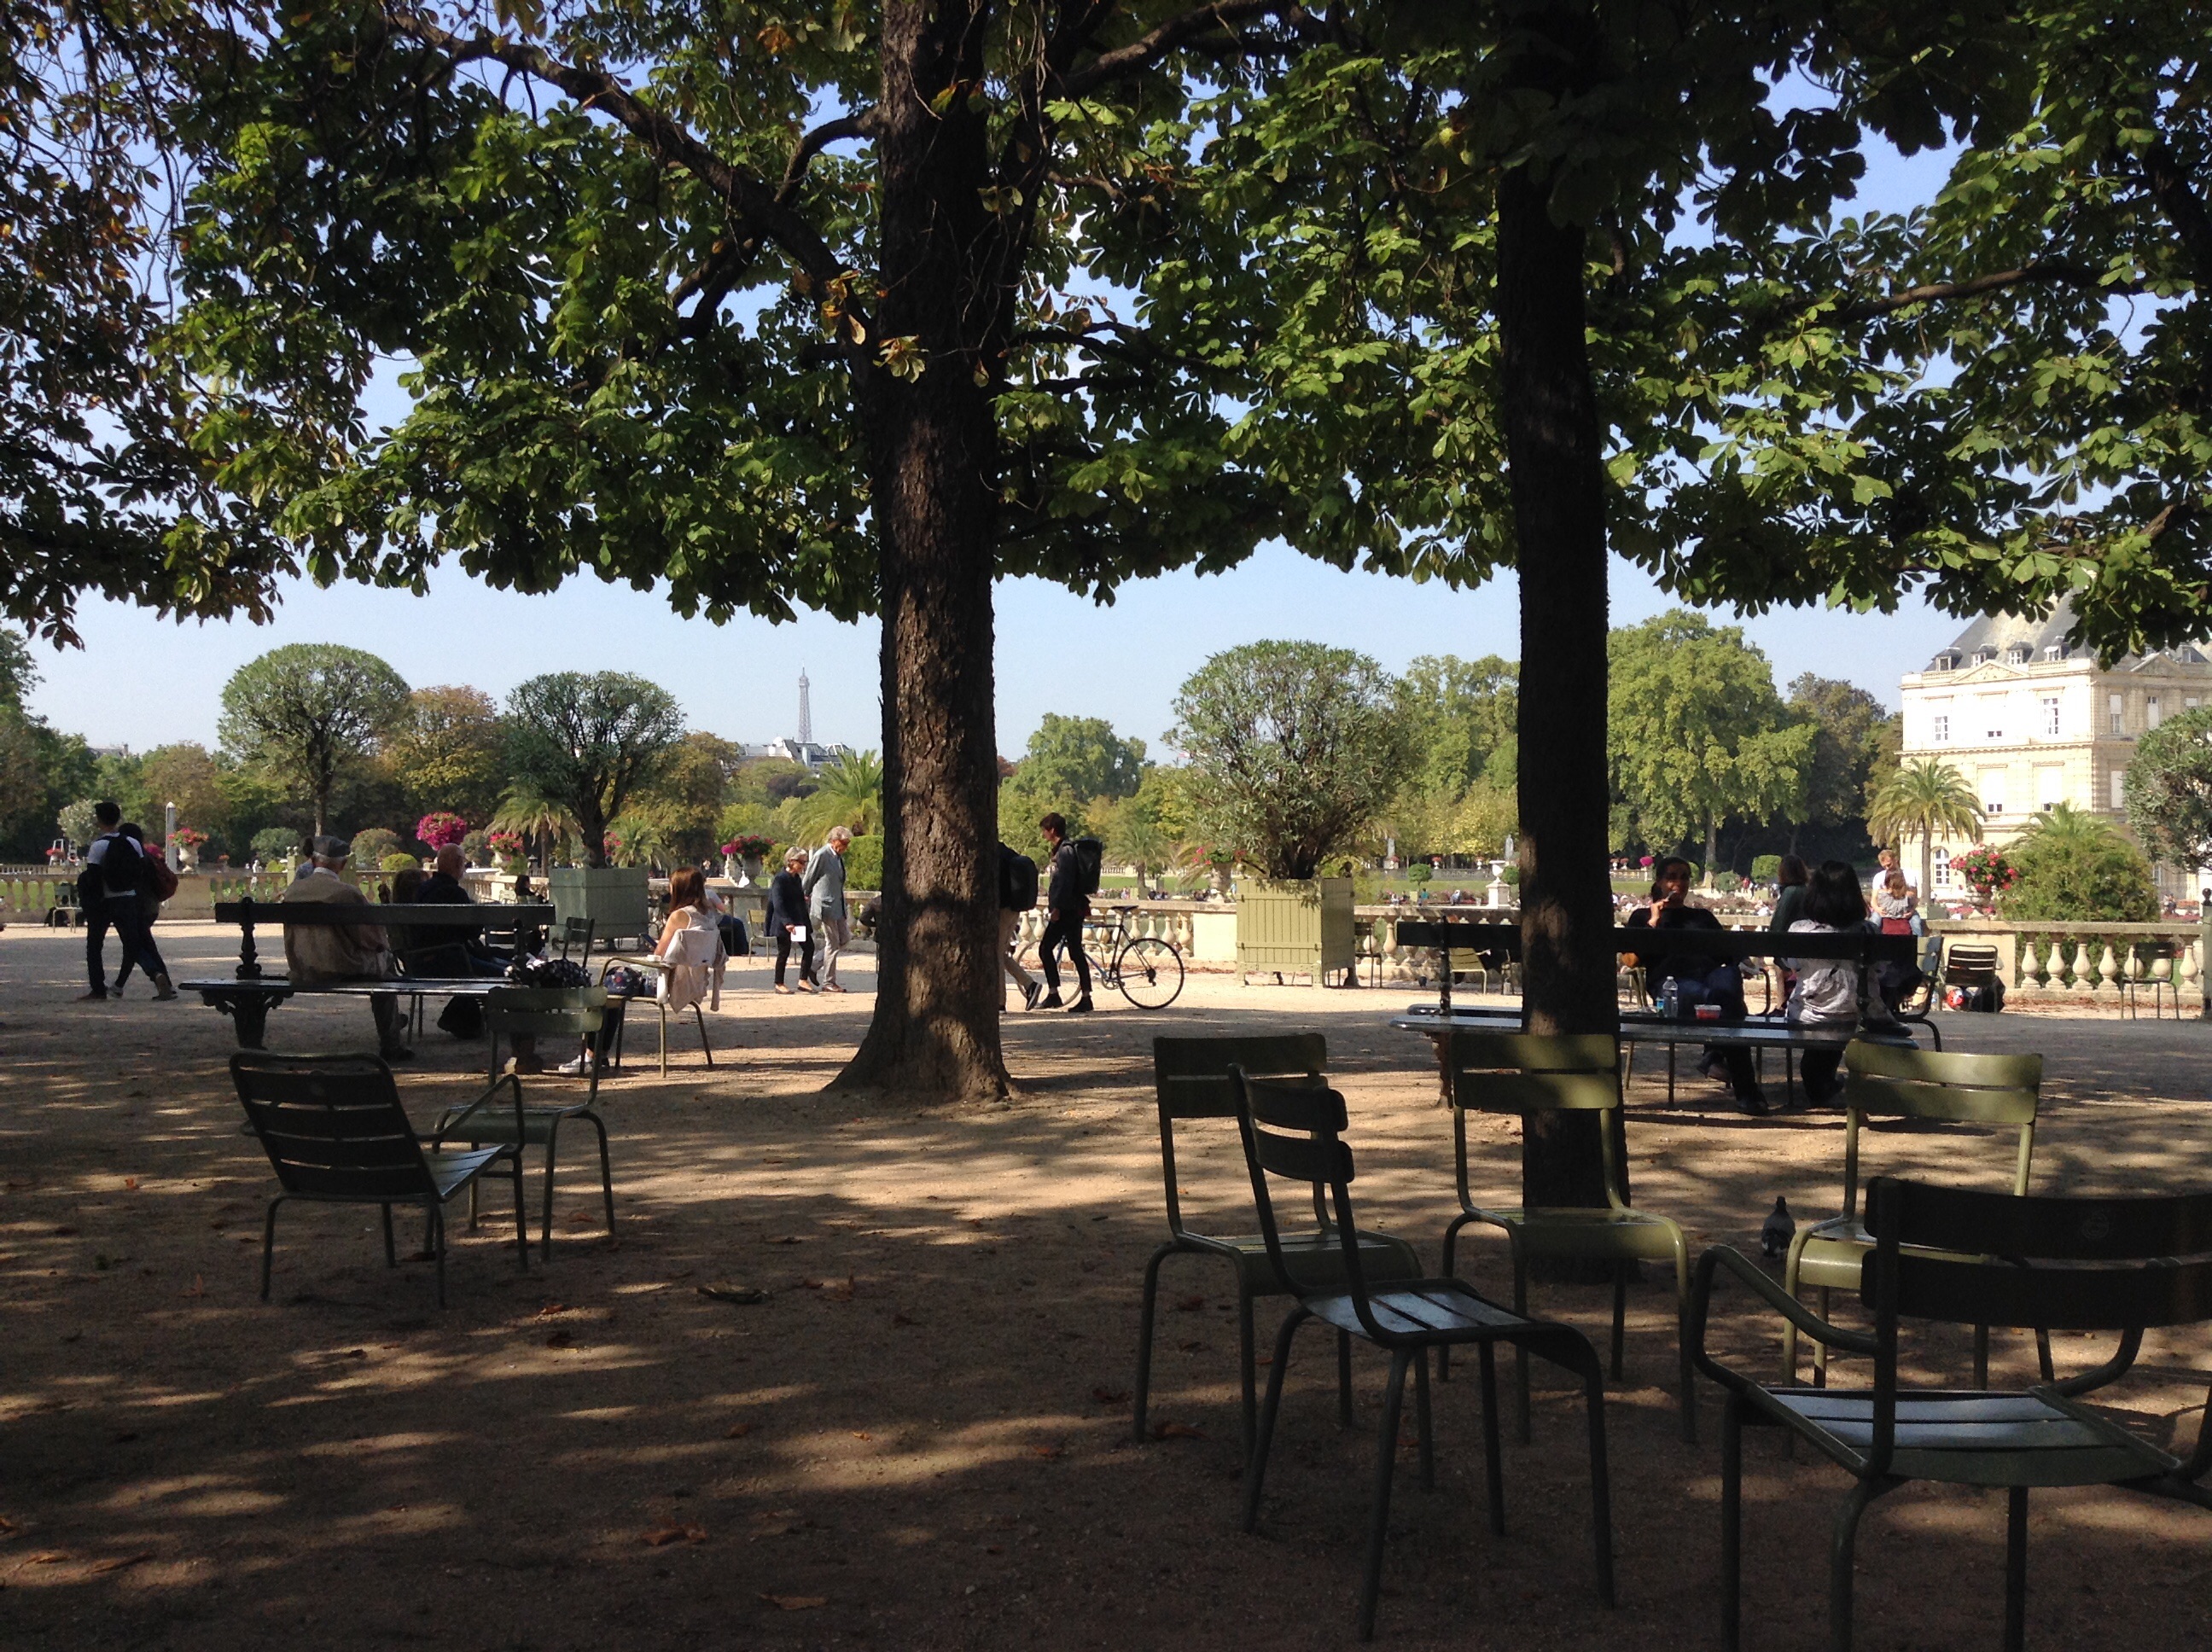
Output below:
[1784,858,1869,1106]
[654,865,726,1013]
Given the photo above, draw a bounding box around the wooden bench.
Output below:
[183,899,556,1048]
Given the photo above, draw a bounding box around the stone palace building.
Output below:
[1897,602,2212,898]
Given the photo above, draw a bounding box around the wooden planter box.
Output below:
[549,866,652,949]
[1236,877,1355,986]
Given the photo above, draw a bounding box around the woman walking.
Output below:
[765,848,814,993]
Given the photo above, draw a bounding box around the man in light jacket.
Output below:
[803,827,852,992]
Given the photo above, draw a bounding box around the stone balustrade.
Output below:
[1928,919,2210,1009]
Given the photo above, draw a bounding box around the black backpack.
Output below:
[1071,836,1103,897]
[999,843,1039,910]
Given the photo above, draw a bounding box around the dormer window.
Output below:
[2007,646,2029,665]
[2043,645,2063,661]
[1932,653,1957,672]
[1973,648,1995,665]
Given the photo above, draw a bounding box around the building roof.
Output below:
[1927,604,2080,669]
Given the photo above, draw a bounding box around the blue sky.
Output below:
[23,123,1966,759]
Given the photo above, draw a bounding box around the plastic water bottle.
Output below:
[1661,979,1680,1020]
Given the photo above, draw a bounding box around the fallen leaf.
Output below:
[1174,1294,1205,1312]
[763,1235,803,1246]
[534,1301,568,1318]
[760,1594,826,1611]
[28,1550,67,1564]
[986,1544,1004,1555]
[1150,1422,1206,1441]
[800,1277,824,1289]
[344,1348,367,1359]
[90,1551,152,1573]
[724,1422,754,1439]
[1030,1445,1062,1460]
[1177,1339,1203,1352]
[642,1522,707,1547]
[851,1431,871,1440]
[181,1275,206,1299]
[0,1515,19,1537]
[544,1329,573,1349]
[1091,1387,1130,1406]
[760,1155,783,1165]
[698,1283,766,1305]
[123,1178,139,1191]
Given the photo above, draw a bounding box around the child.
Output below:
[1874,869,1918,935]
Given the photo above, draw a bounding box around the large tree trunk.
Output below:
[832,0,1011,1103]
[1499,160,1617,1212]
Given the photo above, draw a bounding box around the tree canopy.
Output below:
[217,643,411,836]
[2125,707,2212,876]
[1868,758,1984,895]
[2002,805,2159,924]
[384,686,509,826]
[1172,641,1407,881]
[504,672,684,869]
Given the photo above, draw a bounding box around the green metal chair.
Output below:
[1783,1043,2047,1389]
[1136,1035,1423,1462]
[1695,1176,2212,1652]
[1441,1030,1697,1442]
[2119,939,2180,1020]
[1234,1068,1615,1642]
[438,986,614,1258]
[230,1051,528,1307]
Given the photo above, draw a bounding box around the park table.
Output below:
[1390,1002,1927,1108]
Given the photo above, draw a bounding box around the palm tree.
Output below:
[1867,759,1983,896]
[491,783,583,874]
[788,749,884,842]
[2011,800,2120,851]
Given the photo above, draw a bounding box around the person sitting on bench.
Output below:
[1623,856,1772,1116]
[282,835,410,1062]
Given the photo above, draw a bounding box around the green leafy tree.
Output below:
[627,731,742,869]
[1607,614,1814,882]
[140,743,233,847]
[1172,642,1409,881]
[489,782,583,875]
[788,750,886,843]
[1868,759,1985,898]
[2126,707,2212,876]
[249,825,299,866]
[385,686,508,825]
[504,673,684,870]
[218,643,411,837]
[1391,655,1518,800]
[2001,805,2159,924]
[169,0,1335,1105]
[1010,715,1147,806]
[1784,674,1889,847]
[349,827,401,867]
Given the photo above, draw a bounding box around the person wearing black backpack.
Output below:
[997,841,1040,1009]
[74,801,174,1001]
[1037,813,1092,1013]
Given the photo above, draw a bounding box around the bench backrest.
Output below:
[230,1053,434,1203]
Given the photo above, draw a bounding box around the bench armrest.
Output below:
[1690,1243,1877,1395]
[434,1073,522,1147]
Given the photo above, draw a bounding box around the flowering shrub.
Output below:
[416,812,470,850]
[172,827,208,850]
[720,834,776,859]
[487,830,525,858]
[1948,846,2017,905]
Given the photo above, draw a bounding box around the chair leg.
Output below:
[1476,1340,1505,1535]
[1610,1263,1627,1380]
[1721,1393,1744,1652]
[430,1205,447,1309]
[2034,1327,2054,1383]
[658,1009,669,1076]
[1132,1242,1174,1445]
[1412,1347,1435,1492]
[1580,1348,1616,1608]
[1513,1256,1534,1445]
[1813,1286,1831,1387]
[1337,1329,1354,1429]
[540,1119,562,1259]
[695,1003,713,1067]
[2005,1486,2029,1652]
[1237,1290,1258,1466]
[260,1198,284,1301]
[510,1153,529,1270]
[1828,1478,1893,1652]
[1437,1213,1473,1382]
[1357,1348,1412,1642]
[1244,1310,1307,1532]
[381,1202,396,1267]
[1676,1258,1699,1446]
[1974,1323,1991,1388]
[589,1114,614,1237]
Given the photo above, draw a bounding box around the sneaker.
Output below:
[1022,980,1040,1011]
[1039,992,1063,1009]
[504,1054,544,1076]
[1732,1085,1773,1117]
[74,988,108,1002]
[1067,997,1094,1015]
[552,1056,592,1077]
[152,974,178,1002]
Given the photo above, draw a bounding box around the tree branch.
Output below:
[381,9,850,303]
[1054,1,1316,98]
[777,112,878,206]
[2143,141,2212,291]
[1747,259,2147,339]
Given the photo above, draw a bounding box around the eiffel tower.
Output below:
[797,668,813,747]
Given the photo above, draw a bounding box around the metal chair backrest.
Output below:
[1861,1176,2212,1475]
[1836,1043,2044,1222]
[485,986,607,1040]
[230,1052,435,1202]
[552,916,596,963]
[1231,1068,1397,1340]
[1943,942,2000,982]
[1152,1034,1328,1237]
[1447,1031,1626,1205]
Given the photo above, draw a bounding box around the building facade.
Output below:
[1896,605,2212,897]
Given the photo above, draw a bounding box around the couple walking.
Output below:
[765,828,852,994]
[75,801,176,1002]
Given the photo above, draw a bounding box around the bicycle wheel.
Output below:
[1114,936,1185,1009]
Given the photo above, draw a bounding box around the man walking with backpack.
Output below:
[74,801,174,1001]
[1037,813,1093,1014]
[998,841,1041,1009]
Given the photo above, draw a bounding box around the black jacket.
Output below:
[1045,840,1087,917]
[765,869,808,931]
[1623,902,1730,987]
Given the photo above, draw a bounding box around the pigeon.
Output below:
[1761,1197,1795,1259]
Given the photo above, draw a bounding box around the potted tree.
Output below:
[1173,642,1409,986]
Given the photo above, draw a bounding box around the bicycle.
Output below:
[1009,903,1185,1009]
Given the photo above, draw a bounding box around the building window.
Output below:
[2189,697,2201,711]
[2008,646,2029,665]
[1933,846,1951,887]
[2041,696,2060,736]
[2148,695,2163,730]
[2111,770,2126,810]
[1986,724,2004,741]
[2110,692,2125,734]
[1986,801,2005,817]
[2044,645,2063,661]
[1932,713,1950,743]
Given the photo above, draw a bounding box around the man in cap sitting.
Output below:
[281,835,410,1061]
